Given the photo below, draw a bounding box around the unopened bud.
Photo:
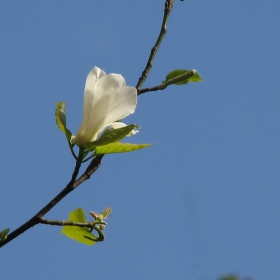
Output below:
[100,224,106,230]
[89,211,99,219]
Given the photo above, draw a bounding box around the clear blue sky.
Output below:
[1,1,279,280]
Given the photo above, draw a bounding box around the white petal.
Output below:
[93,74,126,102]
[108,122,128,129]
[108,122,139,136]
[76,67,107,147]
[103,85,137,120]
[84,67,106,115]
[75,68,138,148]
[86,86,137,142]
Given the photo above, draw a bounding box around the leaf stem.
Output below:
[39,217,106,228]
[136,0,174,90]
[81,155,94,163]
[68,142,78,160]
[138,70,197,95]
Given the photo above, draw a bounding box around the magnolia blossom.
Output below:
[75,67,138,148]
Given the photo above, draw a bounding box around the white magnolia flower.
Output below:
[75,66,138,148]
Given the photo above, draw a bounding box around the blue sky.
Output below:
[1,1,279,279]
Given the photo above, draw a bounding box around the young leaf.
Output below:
[95,142,152,155]
[164,69,203,85]
[187,72,203,83]
[87,124,140,150]
[61,226,98,246]
[100,207,112,220]
[61,208,97,246]
[55,102,72,142]
[66,207,87,223]
[0,228,10,241]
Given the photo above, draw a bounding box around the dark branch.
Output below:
[0,156,103,248]
[136,0,174,90]
[39,217,106,228]
[0,0,176,249]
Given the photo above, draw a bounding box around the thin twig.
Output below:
[138,85,161,95]
[138,70,197,95]
[136,0,174,90]
[71,159,82,183]
[39,217,106,227]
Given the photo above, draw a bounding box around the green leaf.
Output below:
[61,225,98,245]
[165,69,188,82]
[165,69,203,85]
[95,142,152,155]
[100,207,112,220]
[187,72,203,83]
[0,228,10,241]
[61,208,97,246]
[87,124,139,150]
[55,102,72,142]
[66,207,87,223]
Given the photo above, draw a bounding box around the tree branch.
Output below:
[1,0,177,248]
[136,0,174,91]
[0,156,103,248]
